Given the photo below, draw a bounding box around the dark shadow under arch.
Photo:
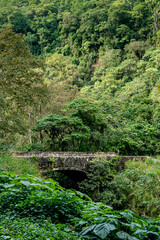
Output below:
[54,169,87,182]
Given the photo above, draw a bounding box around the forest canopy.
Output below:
[0,0,160,155]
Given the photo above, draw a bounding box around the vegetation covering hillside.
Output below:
[0,0,160,155]
[0,1,160,236]
[0,154,159,219]
[0,169,160,239]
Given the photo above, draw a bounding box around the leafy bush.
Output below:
[78,203,160,240]
[0,214,80,240]
[0,171,159,240]
[119,158,160,217]
[78,156,129,209]
[18,143,46,152]
[78,156,160,218]
[0,172,83,222]
[123,158,160,177]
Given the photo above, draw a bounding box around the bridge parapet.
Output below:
[14,152,147,172]
[14,152,118,172]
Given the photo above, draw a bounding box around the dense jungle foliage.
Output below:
[0,167,160,239]
[46,155,160,218]
[0,1,160,236]
[1,153,159,219]
[0,0,160,154]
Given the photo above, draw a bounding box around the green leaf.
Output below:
[120,211,133,221]
[3,184,15,188]
[116,231,139,240]
[130,222,142,230]
[93,223,116,239]
[76,191,92,201]
[79,225,96,237]
[20,180,31,187]
[133,229,147,236]
[10,188,21,192]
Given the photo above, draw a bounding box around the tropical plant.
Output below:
[0,170,159,240]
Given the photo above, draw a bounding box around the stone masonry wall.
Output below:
[14,152,147,172]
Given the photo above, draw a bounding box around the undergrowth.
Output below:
[0,154,40,177]
[78,156,160,218]
[120,158,160,217]
[0,171,159,240]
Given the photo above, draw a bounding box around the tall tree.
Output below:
[0,28,46,144]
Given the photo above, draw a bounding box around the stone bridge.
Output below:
[14,152,146,173]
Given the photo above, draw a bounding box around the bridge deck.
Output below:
[13,152,147,172]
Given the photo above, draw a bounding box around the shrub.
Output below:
[0,171,84,222]
[119,158,160,217]
[0,154,40,176]
[0,213,80,240]
[0,171,159,240]
[78,155,129,209]
[78,156,160,217]
[17,143,45,152]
